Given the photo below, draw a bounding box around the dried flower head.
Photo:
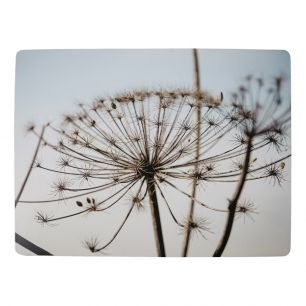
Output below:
[24,78,290,255]
[182,217,212,240]
[264,163,285,186]
[35,211,54,226]
[236,200,258,222]
[83,237,100,253]
[25,122,36,135]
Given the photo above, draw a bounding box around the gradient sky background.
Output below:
[15,49,291,256]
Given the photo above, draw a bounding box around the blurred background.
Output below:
[15,49,291,256]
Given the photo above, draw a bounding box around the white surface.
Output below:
[0,0,305,305]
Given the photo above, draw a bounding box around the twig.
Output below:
[15,125,46,207]
[15,125,53,256]
[182,48,201,256]
[213,131,254,257]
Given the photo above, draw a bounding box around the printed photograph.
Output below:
[15,49,291,256]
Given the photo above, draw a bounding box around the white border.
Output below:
[1,1,304,305]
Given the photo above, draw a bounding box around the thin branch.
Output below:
[95,203,135,252]
[15,125,46,207]
[213,130,254,257]
[182,48,201,257]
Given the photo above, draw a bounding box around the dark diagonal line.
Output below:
[15,233,53,256]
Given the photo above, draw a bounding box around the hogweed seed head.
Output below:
[28,79,290,254]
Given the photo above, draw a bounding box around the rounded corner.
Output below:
[15,244,28,256]
[281,244,291,257]
[16,50,26,60]
[281,49,291,63]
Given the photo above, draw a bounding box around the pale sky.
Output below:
[15,49,291,256]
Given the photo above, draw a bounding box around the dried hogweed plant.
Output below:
[16,53,290,257]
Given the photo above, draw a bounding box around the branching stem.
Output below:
[213,131,254,257]
[15,125,46,207]
[182,48,201,257]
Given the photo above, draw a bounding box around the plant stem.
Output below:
[15,125,53,255]
[15,125,46,207]
[182,48,201,257]
[147,174,166,257]
[213,132,254,257]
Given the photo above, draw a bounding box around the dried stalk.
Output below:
[213,131,254,257]
[15,125,46,207]
[15,125,52,255]
[182,48,201,256]
[147,173,166,257]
